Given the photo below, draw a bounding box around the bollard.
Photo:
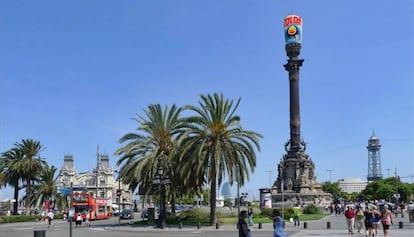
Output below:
[258,222,262,229]
[179,221,182,229]
[34,230,46,237]
[327,221,331,229]
[303,222,308,229]
[215,222,220,229]
[399,221,403,229]
[197,222,201,229]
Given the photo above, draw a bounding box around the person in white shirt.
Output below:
[75,213,83,228]
[408,201,414,223]
[47,210,54,228]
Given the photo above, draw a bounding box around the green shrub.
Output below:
[0,215,39,223]
[282,208,293,220]
[259,208,293,220]
[259,208,274,217]
[303,204,322,214]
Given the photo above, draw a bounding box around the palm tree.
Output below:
[33,164,60,210]
[114,104,186,213]
[13,139,46,215]
[179,93,262,225]
[0,148,24,215]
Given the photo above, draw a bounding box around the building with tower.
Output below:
[57,154,133,210]
[367,133,383,181]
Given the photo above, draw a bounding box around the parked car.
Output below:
[120,209,134,219]
[141,209,148,218]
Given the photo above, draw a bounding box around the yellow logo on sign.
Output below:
[288,26,297,36]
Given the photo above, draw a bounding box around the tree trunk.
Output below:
[209,177,217,226]
[13,184,19,215]
[170,191,176,214]
[25,179,31,215]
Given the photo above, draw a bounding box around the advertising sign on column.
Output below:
[284,15,303,45]
[259,189,272,209]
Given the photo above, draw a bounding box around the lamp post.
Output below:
[114,170,121,226]
[153,160,170,229]
[281,170,284,221]
[326,169,333,182]
[267,170,273,188]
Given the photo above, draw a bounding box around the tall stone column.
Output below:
[284,44,304,152]
[271,15,331,207]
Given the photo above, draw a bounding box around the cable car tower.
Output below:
[367,132,383,181]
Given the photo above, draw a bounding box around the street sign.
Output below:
[57,187,71,195]
[69,208,75,218]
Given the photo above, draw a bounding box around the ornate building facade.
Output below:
[57,155,132,210]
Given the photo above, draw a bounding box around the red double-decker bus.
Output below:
[72,191,109,221]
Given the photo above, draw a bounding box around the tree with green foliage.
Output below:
[33,165,66,210]
[114,104,187,213]
[360,177,414,202]
[178,93,262,226]
[12,139,46,215]
[0,148,24,214]
[322,181,343,200]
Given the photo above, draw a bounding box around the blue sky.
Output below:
[1,0,413,200]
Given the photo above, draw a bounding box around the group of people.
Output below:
[344,204,393,237]
[238,208,288,237]
[39,209,55,228]
[75,211,91,228]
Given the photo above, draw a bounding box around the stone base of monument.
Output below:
[271,192,332,208]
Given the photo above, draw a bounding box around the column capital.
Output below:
[284,59,304,74]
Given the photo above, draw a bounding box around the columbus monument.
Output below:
[271,15,331,207]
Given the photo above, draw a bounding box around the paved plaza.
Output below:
[105,213,414,237]
[0,213,413,237]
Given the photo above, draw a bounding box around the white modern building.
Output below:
[338,178,368,193]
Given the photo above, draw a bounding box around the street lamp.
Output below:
[114,170,122,225]
[326,169,333,182]
[267,170,273,188]
[153,159,170,229]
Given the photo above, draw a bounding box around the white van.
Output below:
[112,204,120,216]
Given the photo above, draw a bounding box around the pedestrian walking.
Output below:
[399,201,406,218]
[364,206,375,237]
[381,205,393,237]
[270,209,287,237]
[330,202,334,215]
[47,210,54,228]
[372,206,381,237]
[408,201,414,223]
[85,211,91,227]
[344,206,355,235]
[293,203,301,227]
[247,207,254,226]
[41,210,46,222]
[75,213,83,228]
[355,206,365,234]
[237,210,250,237]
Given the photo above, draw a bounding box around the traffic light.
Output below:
[116,189,122,197]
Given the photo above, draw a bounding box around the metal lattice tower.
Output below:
[367,132,383,181]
